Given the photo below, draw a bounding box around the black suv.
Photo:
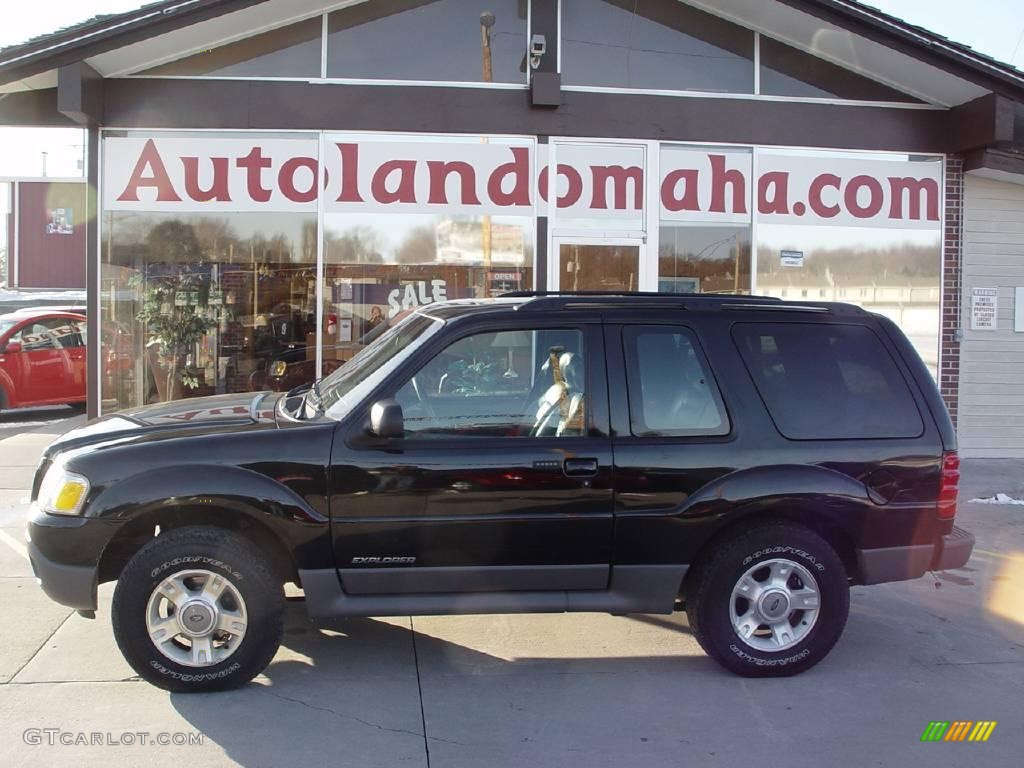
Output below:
[27,293,973,691]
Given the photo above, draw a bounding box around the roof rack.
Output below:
[506,291,865,315]
[509,291,781,312]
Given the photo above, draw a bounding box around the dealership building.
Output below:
[2,0,1024,455]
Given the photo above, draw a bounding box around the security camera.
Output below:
[530,34,546,69]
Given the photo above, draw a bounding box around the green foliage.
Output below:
[130,221,214,394]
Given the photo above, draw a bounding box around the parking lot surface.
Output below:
[0,413,1021,767]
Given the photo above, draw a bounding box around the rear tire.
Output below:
[112,526,284,692]
[686,522,849,677]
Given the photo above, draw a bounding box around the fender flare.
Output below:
[677,463,874,549]
[88,464,330,571]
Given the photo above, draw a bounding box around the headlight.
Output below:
[36,463,91,516]
[270,361,288,377]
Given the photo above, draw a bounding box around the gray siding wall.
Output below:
[958,175,1024,457]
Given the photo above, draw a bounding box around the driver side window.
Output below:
[394,328,586,439]
[17,323,59,352]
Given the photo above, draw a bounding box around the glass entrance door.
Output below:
[554,239,642,292]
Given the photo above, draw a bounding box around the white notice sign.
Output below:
[971,288,998,331]
[780,250,805,267]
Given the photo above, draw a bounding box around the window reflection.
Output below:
[101,211,316,410]
[327,0,527,83]
[759,37,921,103]
[756,225,941,374]
[659,225,752,294]
[562,0,754,93]
[322,212,534,374]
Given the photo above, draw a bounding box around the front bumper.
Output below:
[27,540,98,611]
[26,505,111,612]
[857,526,975,585]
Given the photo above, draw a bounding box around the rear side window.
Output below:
[732,322,922,440]
[623,326,729,437]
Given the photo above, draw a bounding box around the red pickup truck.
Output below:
[0,309,87,410]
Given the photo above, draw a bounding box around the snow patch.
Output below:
[969,493,1024,506]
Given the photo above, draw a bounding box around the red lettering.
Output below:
[181,156,231,202]
[236,147,273,203]
[708,155,746,215]
[591,165,642,210]
[757,171,790,215]
[117,139,181,202]
[426,161,480,205]
[371,160,417,204]
[279,156,318,203]
[660,169,699,212]
[487,147,530,207]
[808,174,841,219]
[888,177,939,221]
[845,174,884,219]
[537,164,583,208]
[335,143,363,203]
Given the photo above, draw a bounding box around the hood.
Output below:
[44,391,282,458]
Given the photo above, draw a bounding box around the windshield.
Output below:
[0,318,19,338]
[318,312,443,419]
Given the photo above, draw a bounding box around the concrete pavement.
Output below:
[0,412,1021,767]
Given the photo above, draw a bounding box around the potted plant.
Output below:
[131,221,214,401]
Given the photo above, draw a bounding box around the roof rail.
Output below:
[509,291,784,312]
[507,291,866,315]
[505,290,781,302]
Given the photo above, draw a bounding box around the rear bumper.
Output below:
[857,526,975,585]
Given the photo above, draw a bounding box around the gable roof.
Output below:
[0,0,267,85]
[0,0,1022,106]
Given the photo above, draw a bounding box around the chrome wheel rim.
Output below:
[730,558,820,652]
[145,569,248,668]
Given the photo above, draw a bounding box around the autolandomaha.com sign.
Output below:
[103,137,941,229]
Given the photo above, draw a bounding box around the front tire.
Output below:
[686,522,849,677]
[112,526,284,692]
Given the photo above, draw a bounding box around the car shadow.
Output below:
[167,602,717,766]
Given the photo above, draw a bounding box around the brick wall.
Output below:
[940,156,963,426]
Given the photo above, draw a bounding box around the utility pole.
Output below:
[480,12,495,295]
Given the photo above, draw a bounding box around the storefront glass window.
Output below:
[562,0,755,93]
[100,132,319,412]
[327,0,527,84]
[759,37,922,103]
[659,225,752,295]
[322,212,534,368]
[754,150,942,374]
[139,18,322,78]
[658,145,753,294]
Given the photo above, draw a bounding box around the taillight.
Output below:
[938,451,960,519]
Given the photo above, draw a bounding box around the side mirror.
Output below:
[2,340,21,354]
[369,399,404,439]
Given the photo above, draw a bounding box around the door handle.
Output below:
[563,458,599,477]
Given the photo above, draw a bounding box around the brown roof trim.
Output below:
[0,0,269,87]
[963,147,1024,179]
